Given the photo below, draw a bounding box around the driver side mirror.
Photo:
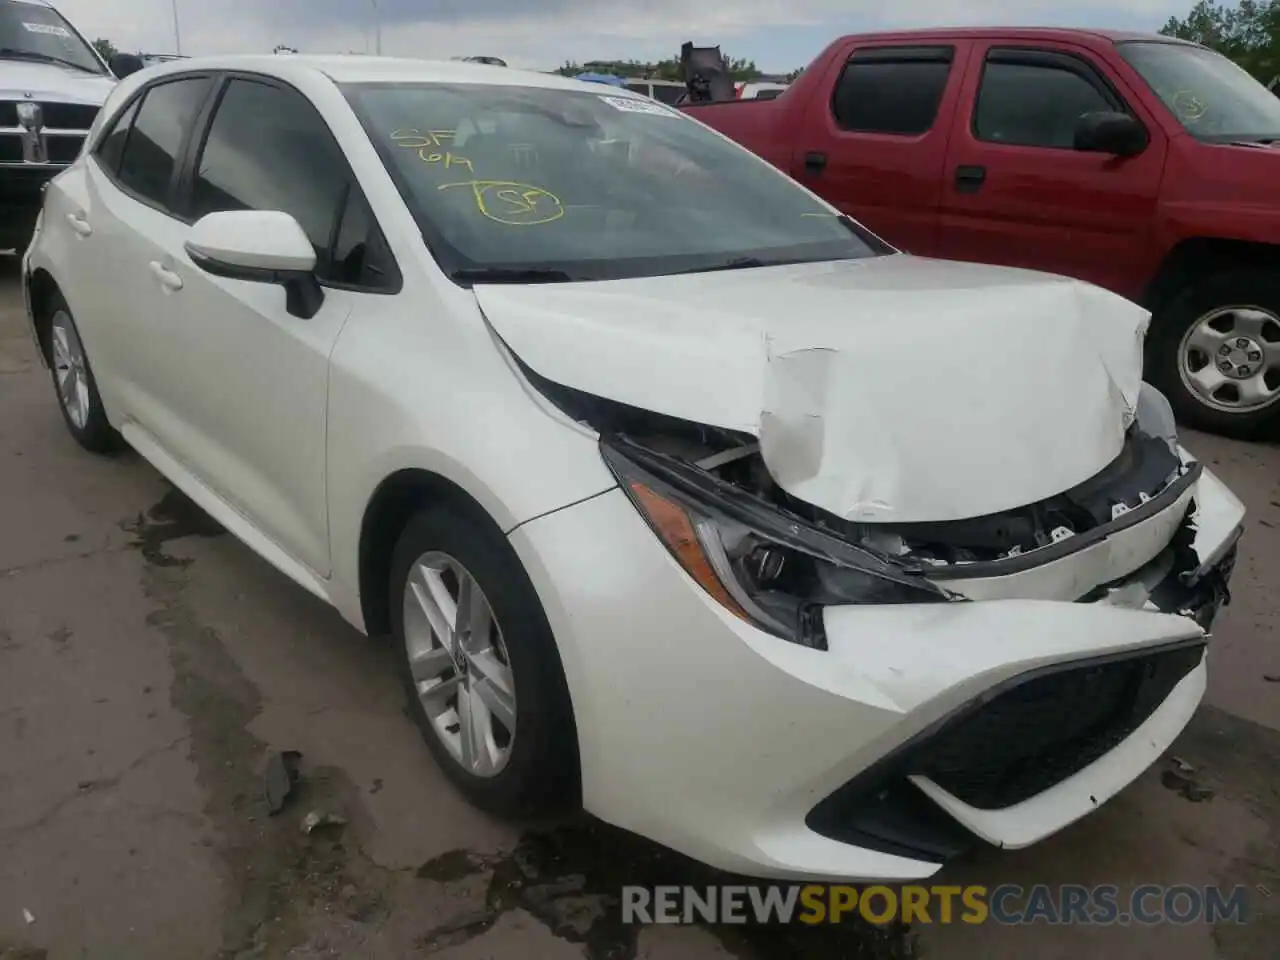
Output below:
[1074,111,1148,157]
[185,210,325,319]
[108,53,145,80]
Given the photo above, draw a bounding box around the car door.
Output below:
[791,41,973,256]
[935,43,1167,300]
[73,75,217,422]
[128,74,399,578]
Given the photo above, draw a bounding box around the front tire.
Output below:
[389,504,579,817]
[44,293,119,454]
[1147,268,1280,440]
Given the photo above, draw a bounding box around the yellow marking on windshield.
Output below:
[1170,90,1207,122]
[421,151,474,172]
[391,128,456,149]
[438,180,565,225]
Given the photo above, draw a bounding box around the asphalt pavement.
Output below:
[0,258,1276,959]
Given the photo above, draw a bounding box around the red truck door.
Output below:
[791,40,974,256]
[934,42,1167,301]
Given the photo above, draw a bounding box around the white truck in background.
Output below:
[0,0,142,251]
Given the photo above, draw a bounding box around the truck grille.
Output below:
[0,99,98,169]
[0,100,98,129]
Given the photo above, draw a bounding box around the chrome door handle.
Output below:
[149,260,184,292]
[66,213,92,237]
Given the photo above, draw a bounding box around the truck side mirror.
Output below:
[109,53,146,80]
[1074,111,1148,157]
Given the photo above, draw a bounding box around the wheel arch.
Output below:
[1142,237,1280,316]
[26,267,62,363]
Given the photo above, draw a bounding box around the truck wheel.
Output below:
[1147,268,1280,440]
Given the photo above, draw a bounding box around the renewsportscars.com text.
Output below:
[621,884,1252,926]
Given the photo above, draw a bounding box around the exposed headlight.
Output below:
[1134,382,1178,452]
[602,438,954,650]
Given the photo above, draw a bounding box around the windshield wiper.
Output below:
[673,257,770,275]
[0,48,100,74]
[450,266,577,284]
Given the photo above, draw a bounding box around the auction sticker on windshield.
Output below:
[597,95,676,117]
[23,22,72,37]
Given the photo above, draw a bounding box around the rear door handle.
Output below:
[955,165,987,193]
[149,260,184,292]
[803,151,827,173]
[66,213,92,237]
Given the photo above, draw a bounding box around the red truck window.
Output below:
[973,48,1129,149]
[832,46,954,136]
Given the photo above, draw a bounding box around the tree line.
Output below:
[1160,0,1280,81]
[554,54,800,82]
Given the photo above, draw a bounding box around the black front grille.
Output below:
[39,102,99,129]
[0,100,99,129]
[909,641,1204,809]
[807,640,1206,862]
[45,135,84,164]
[0,133,21,164]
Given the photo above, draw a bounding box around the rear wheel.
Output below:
[1147,268,1280,440]
[389,504,578,816]
[44,294,119,454]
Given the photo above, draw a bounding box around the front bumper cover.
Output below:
[509,462,1243,882]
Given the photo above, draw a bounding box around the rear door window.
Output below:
[832,47,955,135]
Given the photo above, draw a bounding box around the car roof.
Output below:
[11,0,57,7]
[833,26,1199,47]
[136,54,641,96]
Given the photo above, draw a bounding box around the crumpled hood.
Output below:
[475,255,1149,523]
[0,61,114,105]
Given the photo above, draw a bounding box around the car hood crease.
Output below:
[474,255,1150,523]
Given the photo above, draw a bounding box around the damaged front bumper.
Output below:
[509,456,1244,881]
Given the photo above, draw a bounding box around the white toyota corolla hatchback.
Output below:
[23,56,1246,881]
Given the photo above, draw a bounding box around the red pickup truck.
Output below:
[682,28,1280,439]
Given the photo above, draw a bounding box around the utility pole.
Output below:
[170,0,182,55]
[370,0,382,54]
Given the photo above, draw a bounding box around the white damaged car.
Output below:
[24,56,1245,881]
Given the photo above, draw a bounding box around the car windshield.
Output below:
[1118,40,1280,143]
[343,81,885,282]
[0,0,103,74]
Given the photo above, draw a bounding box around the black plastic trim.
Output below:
[806,636,1206,860]
[923,462,1201,581]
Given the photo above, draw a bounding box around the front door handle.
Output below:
[66,213,92,237]
[955,165,987,193]
[149,260,184,292]
[803,151,827,173]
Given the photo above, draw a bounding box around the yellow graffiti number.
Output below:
[439,180,564,226]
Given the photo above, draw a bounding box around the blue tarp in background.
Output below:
[574,73,628,87]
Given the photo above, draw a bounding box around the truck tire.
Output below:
[1146,267,1280,441]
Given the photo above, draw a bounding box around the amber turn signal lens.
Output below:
[628,481,750,623]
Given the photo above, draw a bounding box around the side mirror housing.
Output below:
[1074,111,1148,157]
[185,210,324,319]
[108,53,145,80]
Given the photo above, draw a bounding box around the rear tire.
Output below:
[1146,267,1280,441]
[43,292,119,454]
[389,503,579,817]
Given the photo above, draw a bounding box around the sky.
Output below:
[51,0,1197,73]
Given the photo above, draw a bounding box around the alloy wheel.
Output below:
[50,309,91,430]
[402,551,517,777]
